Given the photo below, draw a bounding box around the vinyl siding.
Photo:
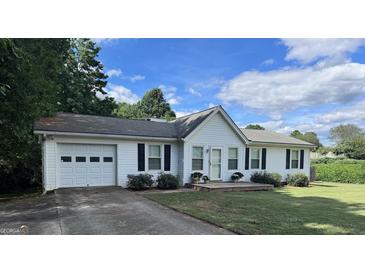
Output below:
[244,145,311,181]
[182,112,246,183]
[42,136,179,190]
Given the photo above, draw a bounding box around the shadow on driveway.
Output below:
[0,187,233,235]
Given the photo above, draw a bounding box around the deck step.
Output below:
[192,182,273,192]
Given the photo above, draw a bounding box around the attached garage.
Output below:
[57,144,116,188]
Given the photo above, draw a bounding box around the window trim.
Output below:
[148,144,162,171]
[250,148,261,170]
[90,156,100,162]
[60,156,72,162]
[192,146,204,172]
[291,149,299,169]
[75,156,86,162]
[228,147,239,170]
[103,156,113,163]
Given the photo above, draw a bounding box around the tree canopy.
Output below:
[245,124,265,130]
[115,88,176,120]
[0,38,116,192]
[329,124,364,145]
[290,130,322,147]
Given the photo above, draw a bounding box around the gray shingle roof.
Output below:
[172,107,217,138]
[34,107,316,147]
[241,128,316,147]
[34,113,178,138]
[34,107,218,139]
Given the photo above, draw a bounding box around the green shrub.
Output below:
[250,172,282,187]
[287,173,309,187]
[313,163,365,184]
[157,173,179,189]
[127,174,154,190]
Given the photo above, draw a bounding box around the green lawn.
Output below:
[144,182,365,234]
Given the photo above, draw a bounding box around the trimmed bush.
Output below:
[313,163,365,184]
[287,173,309,187]
[127,174,154,190]
[250,171,282,187]
[157,173,179,189]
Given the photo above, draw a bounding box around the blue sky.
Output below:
[97,39,365,145]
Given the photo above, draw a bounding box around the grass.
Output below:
[144,182,365,234]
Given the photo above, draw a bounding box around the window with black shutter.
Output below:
[245,148,250,170]
[300,149,304,169]
[138,143,145,171]
[286,149,290,169]
[164,145,171,171]
[261,148,266,170]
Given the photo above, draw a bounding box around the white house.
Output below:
[33,106,316,191]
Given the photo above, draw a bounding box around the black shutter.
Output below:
[138,143,145,171]
[245,148,250,170]
[300,149,304,169]
[261,148,267,170]
[286,149,290,169]
[164,144,171,171]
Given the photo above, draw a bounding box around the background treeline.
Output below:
[0,39,176,193]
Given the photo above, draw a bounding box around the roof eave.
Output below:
[33,130,178,142]
[248,141,316,148]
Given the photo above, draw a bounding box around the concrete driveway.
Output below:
[0,187,233,235]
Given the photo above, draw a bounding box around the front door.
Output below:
[210,148,222,180]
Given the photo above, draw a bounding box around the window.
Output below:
[192,146,203,171]
[90,157,100,162]
[291,150,299,168]
[251,148,260,169]
[228,148,238,170]
[103,157,113,163]
[61,156,71,162]
[76,156,86,162]
[148,145,161,170]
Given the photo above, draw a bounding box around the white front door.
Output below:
[210,148,222,180]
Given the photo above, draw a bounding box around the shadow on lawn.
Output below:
[251,190,365,235]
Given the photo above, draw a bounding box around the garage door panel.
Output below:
[58,144,116,188]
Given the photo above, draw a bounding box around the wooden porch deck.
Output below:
[192,182,274,192]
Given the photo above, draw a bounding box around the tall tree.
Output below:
[115,88,176,120]
[329,124,364,145]
[137,88,176,120]
[58,38,116,115]
[245,124,265,130]
[0,38,116,192]
[290,130,321,147]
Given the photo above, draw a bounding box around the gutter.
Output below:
[33,130,178,142]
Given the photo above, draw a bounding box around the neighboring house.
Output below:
[33,106,316,191]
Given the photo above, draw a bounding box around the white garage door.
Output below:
[58,144,116,188]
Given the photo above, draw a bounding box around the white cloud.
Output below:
[188,88,202,97]
[208,103,216,108]
[102,84,140,104]
[282,38,365,64]
[130,74,145,82]
[159,85,181,105]
[167,97,181,105]
[105,68,145,82]
[218,62,365,119]
[315,101,365,125]
[106,68,122,77]
[262,58,275,66]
